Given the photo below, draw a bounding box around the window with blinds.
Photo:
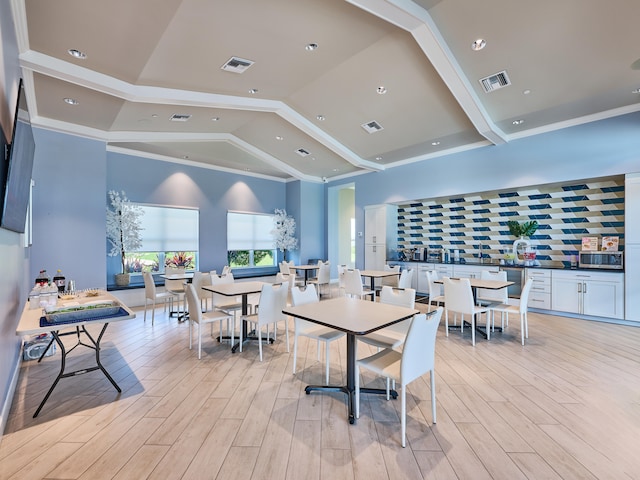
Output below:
[124,205,199,274]
[227,211,276,268]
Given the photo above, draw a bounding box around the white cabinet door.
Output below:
[365,243,386,270]
[583,278,624,319]
[417,264,434,294]
[364,207,383,244]
[625,244,640,322]
[551,275,581,314]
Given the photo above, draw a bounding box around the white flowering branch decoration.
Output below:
[106,190,144,274]
[273,208,298,260]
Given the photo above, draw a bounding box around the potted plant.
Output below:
[273,208,298,261]
[507,220,538,238]
[106,190,143,286]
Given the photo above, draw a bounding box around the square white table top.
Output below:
[359,269,402,279]
[283,297,418,336]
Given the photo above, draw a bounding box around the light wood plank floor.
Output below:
[2,288,640,480]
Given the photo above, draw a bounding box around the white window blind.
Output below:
[137,205,199,252]
[227,212,274,250]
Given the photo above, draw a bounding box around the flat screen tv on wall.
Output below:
[1,79,35,234]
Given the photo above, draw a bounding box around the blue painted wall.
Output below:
[106,152,287,279]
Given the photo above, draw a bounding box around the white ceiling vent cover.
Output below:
[296,148,310,157]
[170,114,192,122]
[480,70,511,93]
[361,120,384,134]
[221,56,255,73]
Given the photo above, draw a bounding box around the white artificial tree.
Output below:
[106,190,143,275]
[273,208,298,261]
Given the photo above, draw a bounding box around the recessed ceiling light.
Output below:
[305,43,318,51]
[249,88,258,94]
[276,136,284,141]
[245,168,251,171]
[376,156,382,161]
[471,39,486,51]
[67,48,87,59]
[316,115,325,121]
[523,89,531,95]
[512,119,524,125]
[377,86,387,95]
[151,114,158,118]
[211,116,220,121]
[182,155,189,159]
[332,169,339,172]
[431,141,440,146]
[63,97,79,105]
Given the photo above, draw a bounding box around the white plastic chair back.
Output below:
[401,308,442,384]
[210,272,236,308]
[382,264,400,287]
[477,270,508,304]
[185,283,202,325]
[143,271,157,300]
[343,269,366,298]
[256,281,289,327]
[379,286,416,334]
[279,261,291,275]
[316,261,330,285]
[519,277,534,313]
[291,284,320,332]
[426,270,442,298]
[221,265,231,276]
[398,269,414,289]
[443,277,475,316]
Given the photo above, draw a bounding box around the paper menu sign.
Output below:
[601,236,619,251]
[581,237,598,251]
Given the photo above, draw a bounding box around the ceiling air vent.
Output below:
[296,148,310,157]
[170,114,192,122]
[361,120,384,134]
[221,56,254,73]
[479,70,511,93]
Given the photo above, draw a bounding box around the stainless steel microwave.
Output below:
[578,251,623,270]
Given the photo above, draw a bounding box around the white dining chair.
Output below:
[290,284,345,384]
[342,269,375,300]
[476,270,508,309]
[185,283,233,359]
[443,277,489,345]
[240,281,289,360]
[381,264,400,288]
[164,266,186,319]
[355,308,442,447]
[426,270,445,312]
[142,272,177,325]
[309,260,331,297]
[397,268,414,289]
[489,277,533,345]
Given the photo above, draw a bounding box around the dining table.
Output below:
[283,296,418,424]
[202,280,266,353]
[359,269,402,299]
[160,272,194,321]
[292,264,319,285]
[435,277,513,338]
[15,290,135,417]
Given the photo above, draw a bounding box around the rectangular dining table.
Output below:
[292,264,318,285]
[159,272,194,321]
[359,269,402,299]
[283,297,418,424]
[435,277,513,338]
[202,281,265,353]
[15,291,135,417]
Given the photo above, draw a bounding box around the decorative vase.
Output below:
[115,273,130,287]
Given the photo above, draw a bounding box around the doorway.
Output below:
[328,183,355,280]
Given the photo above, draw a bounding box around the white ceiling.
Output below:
[11,0,640,183]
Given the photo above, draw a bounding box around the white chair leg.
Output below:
[285,319,289,353]
[355,363,360,419]
[430,370,437,423]
[198,323,202,359]
[401,383,407,448]
[471,315,475,346]
[258,325,263,361]
[239,319,243,353]
[386,377,390,401]
[317,340,321,361]
[445,309,449,336]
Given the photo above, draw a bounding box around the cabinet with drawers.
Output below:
[524,268,551,310]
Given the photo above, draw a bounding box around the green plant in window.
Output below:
[228,250,249,267]
[165,251,195,269]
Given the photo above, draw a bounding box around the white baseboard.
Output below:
[0,350,22,442]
